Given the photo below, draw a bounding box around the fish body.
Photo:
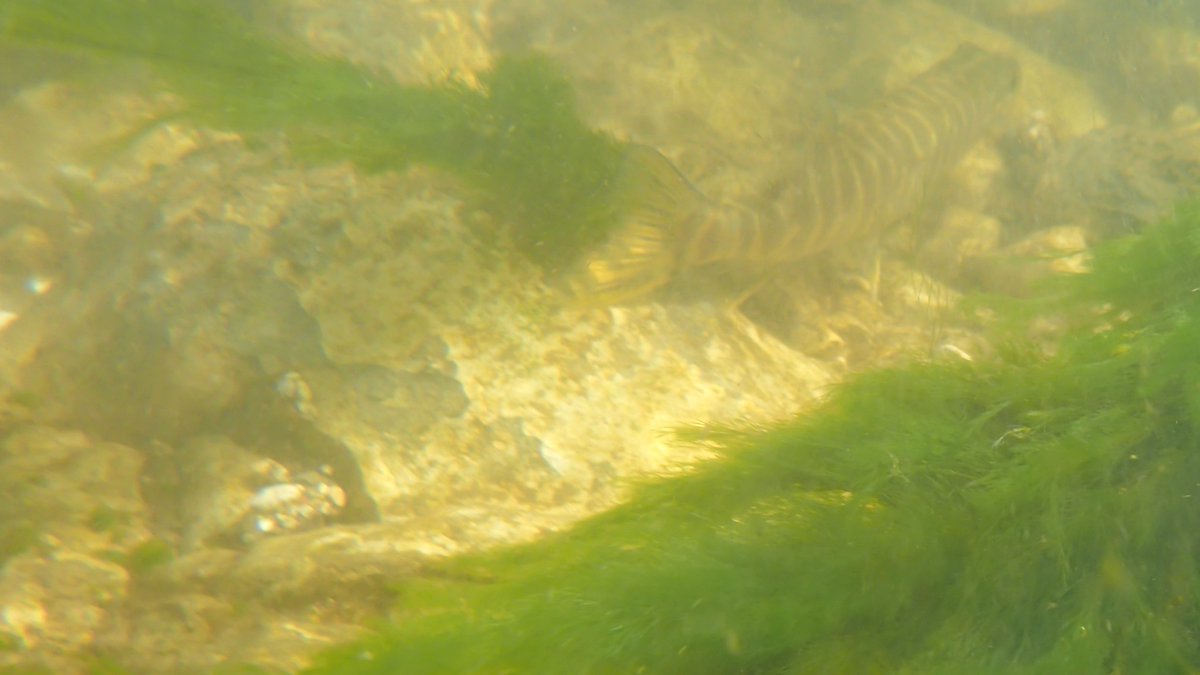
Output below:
[580,44,1020,304]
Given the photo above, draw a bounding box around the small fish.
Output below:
[578,44,1020,304]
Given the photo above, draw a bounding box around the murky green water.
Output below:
[0,1,1199,672]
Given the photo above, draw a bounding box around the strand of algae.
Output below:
[0,0,628,269]
[304,203,1200,673]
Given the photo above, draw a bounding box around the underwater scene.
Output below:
[2,0,1200,672]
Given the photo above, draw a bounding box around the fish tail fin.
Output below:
[572,144,702,306]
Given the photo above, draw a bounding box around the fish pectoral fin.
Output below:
[572,144,703,306]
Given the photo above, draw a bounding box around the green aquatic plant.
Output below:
[0,0,628,269]
[305,203,1200,673]
[119,537,174,576]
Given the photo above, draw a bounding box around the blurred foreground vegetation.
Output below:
[0,0,629,270]
[306,203,1200,673]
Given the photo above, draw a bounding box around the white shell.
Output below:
[249,483,305,510]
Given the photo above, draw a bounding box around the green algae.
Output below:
[0,0,628,270]
[304,203,1200,673]
[119,537,174,576]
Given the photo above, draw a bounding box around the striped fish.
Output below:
[579,43,1020,304]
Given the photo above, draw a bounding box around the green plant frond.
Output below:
[1,1,632,270]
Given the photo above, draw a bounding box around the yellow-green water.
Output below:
[0,1,1199,673]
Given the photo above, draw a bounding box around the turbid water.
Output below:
[0,1,1199,673]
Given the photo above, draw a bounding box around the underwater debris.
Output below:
[577,43,1020,305]
[303,202,1200,673]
